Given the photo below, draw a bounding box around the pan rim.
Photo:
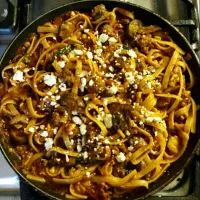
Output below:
[0,1,200,199]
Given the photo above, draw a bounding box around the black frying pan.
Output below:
[0,0,200,199]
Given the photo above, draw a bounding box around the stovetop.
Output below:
[0,0,200,200]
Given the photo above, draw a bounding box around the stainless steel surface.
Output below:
[0,0,199,199]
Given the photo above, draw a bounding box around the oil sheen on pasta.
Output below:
[0,4,197,200]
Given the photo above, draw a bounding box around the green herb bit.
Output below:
[123,43,131,50]
[94,12,104,20]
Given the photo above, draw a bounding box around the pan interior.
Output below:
[0,1,199,199]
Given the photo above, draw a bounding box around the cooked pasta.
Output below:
[0,4,196,200]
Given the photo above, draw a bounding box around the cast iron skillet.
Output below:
[0,0,200,199]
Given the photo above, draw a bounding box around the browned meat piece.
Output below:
[51,112,61,126]
[92,4,107,20]
[59,21,76,39]
[113,163,126,178]
[101,24,117,38]
[109,103,133,131]
[156,97,171,109]
[128,19,161,37]
[136,35,153,54]
[128,19,143,37]
[59,68,75,88]
[59,92,85,113]
[87,76,106,94]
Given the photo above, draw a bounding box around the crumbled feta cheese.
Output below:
[13,70,24,82]
[108,37,117,44]
[122,56,127,61]
[146,117,162,123]
[155,131,158,136]
[80,123,87,135]
[50,101,57,106]
[89,79,94,86]
[56,96,61,100]
[95,49,103,56]
[40,125,45,129]
[86,51,93,60]
[80,77,87,92]
[53,127,58,135]
[109,66,114,72]
[125,72,135,84]
[116,152,126,162]
[44,138,54,150]
[134,140,139,144]
[128,146,134,151]
[125,130,131,136]
[58,61,65,68]
[104,139,110,144]
[86,171,91,177]
[65,154,69,162]
[77,144,82,152]
[72,111,78,115]
[114,48,122,57]
[108,85,118,94]
[41,131,48,137]
[59,83,67,91]
[99,33,109,43]
[127,49,137,58]
[72,116,82,125]
[83,151,88,159]
[84,29,89,33]
[28,127,35,133]
[137,75,143,80]
[105,73,115,78]
[74,49,83,55]
[44,74,57,86]
[103,114,112,128]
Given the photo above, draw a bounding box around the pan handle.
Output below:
[0,0,18,34]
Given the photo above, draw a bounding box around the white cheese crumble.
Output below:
[108,37,117,44]
[98,33,109,43]
[72,111,78,115]
[58,61,65,68]
[146,117,162,123]
[128,146,134,151]
[53,127,58,135]
[83,151,88,159]
[89,79,94,86]
[72,116,82,125]
[44,138,54,150]
[84,29,90,33]
[104,139,110,144]
[74,49,83,55]
[13,70,24,82]
[125,130,131,136]
[44,74,57,86]
[108,85,118,94]
[59,83,67,91]
[95,49,103,56]
[40,131,48,137]
[125,72,135,84]
[103,114,112,128]
[77,144,82,152]
[80,77,87,92]
[86,171,91,177]
[127,49,137,58]
[28,127,35,133]
[86,51,93,60]
[80,123,87,135]
[65,154,69,162]
[109,66,114,72]
[116,152,126,162]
